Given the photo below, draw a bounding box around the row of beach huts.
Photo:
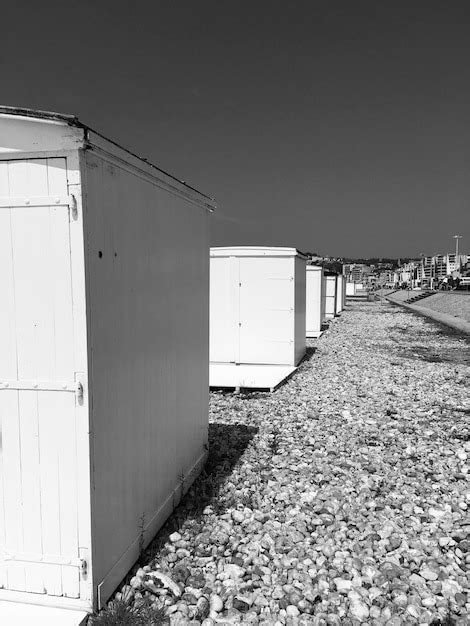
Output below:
[0,107,348,622]
[210,246,346,392]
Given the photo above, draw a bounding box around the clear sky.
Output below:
[2,1,469,257]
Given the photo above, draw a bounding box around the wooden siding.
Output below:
[0,158,84,599]
[324,275,337,318]
[82,149,209,600]
[294,256,307,364]
[306,267,325,336]
[210,250,306,368]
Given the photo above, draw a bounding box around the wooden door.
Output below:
[0,158,82,598]
[238,257,294,365]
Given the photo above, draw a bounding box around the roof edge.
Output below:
[211,246,308,259]
[0,105,83,127]
[0,105,216,206]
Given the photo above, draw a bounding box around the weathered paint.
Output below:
[0,108,213,613]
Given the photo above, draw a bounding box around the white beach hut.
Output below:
[0,106,214,619]
[324,273,338,319]
[336,274,345,314]
[306,265,325,337]
[210,246,307,391]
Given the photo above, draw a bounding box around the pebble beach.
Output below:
[98,300,470,625]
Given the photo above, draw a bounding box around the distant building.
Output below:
[396,253,469,289]
[342,263,373,284]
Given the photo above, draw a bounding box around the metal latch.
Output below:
[69,194,78,220]
[75,381,84,400]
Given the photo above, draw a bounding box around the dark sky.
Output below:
[2,1,469,257]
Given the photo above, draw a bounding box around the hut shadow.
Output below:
[397,344,470,365]
[144,422,258,558]
[303,346,316,360]
[297,346,317,368]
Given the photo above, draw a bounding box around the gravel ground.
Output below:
[100,301,470,625]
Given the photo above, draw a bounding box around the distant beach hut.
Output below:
[210,246,307,391]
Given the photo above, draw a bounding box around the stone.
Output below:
[286,605,300,617]
[224,564,246,580]
[439,537,452,547]
[186,573,206,589]
[182,592,198,604]
[334,578,352,593]
[97,302,470,623]
[441,579,462,598]
[392,593,408,607]
[232,510,245,523]
[210,594,224,613]
[454,592,467,606]
[232,598,250,613]
[196,596,210,619]
[420,569,438,581]
[349,600,369,621]
[421,596,436,608]
[130,576,143,590]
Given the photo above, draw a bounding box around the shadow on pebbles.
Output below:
[95,301,470,625]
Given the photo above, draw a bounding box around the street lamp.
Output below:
[453,235,462,268]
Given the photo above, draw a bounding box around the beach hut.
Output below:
[324,272,338,319]
[210,247,306,391]
[336,274,345,314]
[0,106,214,619]
[306,265,325,337]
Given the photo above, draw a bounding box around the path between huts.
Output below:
[100,300,470,625]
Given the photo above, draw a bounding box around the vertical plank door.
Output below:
[0,158,82,598]
[238,257,294,365]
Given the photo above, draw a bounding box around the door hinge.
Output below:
[0,195,76,209]
[2,551,85,568]
[0,379,83,399]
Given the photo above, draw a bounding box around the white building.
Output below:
[0,106,214,619]
[210,247,306,391]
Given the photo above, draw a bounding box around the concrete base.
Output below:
[306,330,323,338]
[386,298,470,335]
[210,363,297,392]
[0,601,88,625]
